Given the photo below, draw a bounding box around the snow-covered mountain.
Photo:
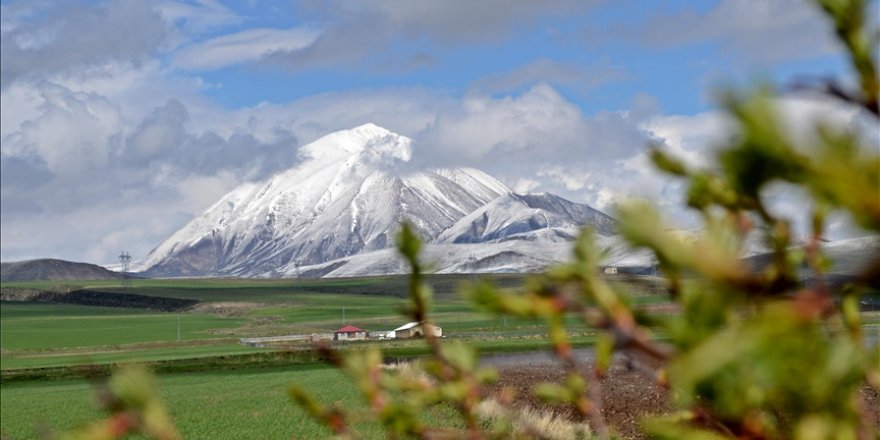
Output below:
[142,124,617,277]
[437,192,616,244]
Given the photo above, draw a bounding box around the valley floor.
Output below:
[1,275,877,439]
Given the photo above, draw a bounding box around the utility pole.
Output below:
[343,306,346,325]
[177,314,181,342]
[118,251,132,289]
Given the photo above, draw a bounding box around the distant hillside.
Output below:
[743,235,880,278]
[0,259,124,282]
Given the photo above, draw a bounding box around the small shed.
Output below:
[391,321,442,339]
[334,325,367,341]
[603,266,618,275]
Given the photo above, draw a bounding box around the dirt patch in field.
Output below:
[484,362,669,440]
[862,385,880,428]
[4,337,241,357]
[191,301,266,317]
[485,362,880,440]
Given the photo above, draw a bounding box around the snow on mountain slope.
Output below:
[821,235,880,275]
[142,124,511,277]
[436,192,617,244]
[276,241,577,278]
[273,233,653,278]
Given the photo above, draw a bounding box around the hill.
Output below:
[0,259,124,282]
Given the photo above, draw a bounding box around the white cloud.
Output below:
[6,84,122,175]
[475,57,630,93]
[235,87,457,144]
[0,82,43,139]
[175,170,244,212]
[174,27,321,70]
[0,61,300,263]
[772,95,880,151]
[642,111,732,168]
[639,93,880,236]
[415,83,601,164]
[513,178,541,193]
[261,0,597,72]
[122,99,189,162]
[638,0,839,63]
[536,167,593,192]
[0,0,169,88]
[644,94,880,169]
[156,0,240,34]
[361,0,588,43]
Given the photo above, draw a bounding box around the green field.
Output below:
[0,274,548,305]
[1,274,870,368]
[0,303,244,351]
[0,364,462,440]
[2,274,631,370]
[0,280,600,370]
[0,274,659,439]
[1,275,875,439]
[0,343,270,370]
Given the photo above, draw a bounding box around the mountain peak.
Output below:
[298,123,412,165]
[349,122,393,136]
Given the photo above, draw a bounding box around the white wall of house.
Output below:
[335,331,366,341]
[394,323,441,339]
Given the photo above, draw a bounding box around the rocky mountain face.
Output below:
[142,123,618,277]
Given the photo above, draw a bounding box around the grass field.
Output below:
[0,344,269,370]
[0,273,541,302]
[0,364,462,440]
[3,274,646,370]
[0,274,658,439]
[0,302,245,351]
[1,275,875,439]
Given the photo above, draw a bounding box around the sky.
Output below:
[1,0,877,264]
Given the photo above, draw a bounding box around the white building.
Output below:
[390,321,442,339]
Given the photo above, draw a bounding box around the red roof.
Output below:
[335,325,365,333]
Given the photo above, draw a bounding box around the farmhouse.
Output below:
[391,321,442,339]
[334,325,367,341]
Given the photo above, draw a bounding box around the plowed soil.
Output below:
[484,362,668,440]
[484,361,880,440]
